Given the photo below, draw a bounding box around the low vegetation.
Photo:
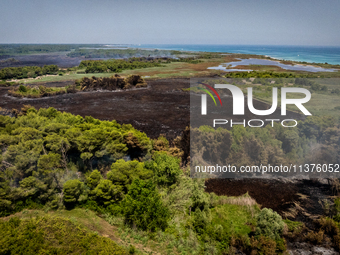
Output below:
[8,75,147,98]
[0,107,292,254]
[0,215,126,254]
[79,59,162,73]
[1,48,340,254]
[77,74,147,91]
[191,113,340,175]
[0,65,59,80]
[9,84,70,98]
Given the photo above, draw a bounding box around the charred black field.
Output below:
[0,77,305,140]
[0,78,190,140]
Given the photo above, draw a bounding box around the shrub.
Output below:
[145,152,181,186]
[107,159,152,192]
[122,179,169,231]
[192,206,212,235]
[129,245,136,254]
[320,217,339,236]
[255,208,284,240]
[250,236,277,255]
[306,230,324,245]
[18,85,27,93]
[66,84,77,93]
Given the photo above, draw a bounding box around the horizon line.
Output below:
[0,43,339,47]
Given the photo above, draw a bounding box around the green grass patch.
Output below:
[9,84,79,98]
[283,219,304,232]
[0,210,126,255]
[211,203,257,237]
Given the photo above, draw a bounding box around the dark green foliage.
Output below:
[255,208,285,240]
[107,159,152,192]
[145,151,182,186]
[170,57,203,64]
[190,181,210,211]
[63,179,84,207]
[68,48,176,58]
[18,176,47,200]
[78,75,147,91]
[36,152,63,191]
[191,115,340,171]
[18,85,27,92]
[0,80,19,87]
[192,206,212,235]
[79,59,161,73]
[0,65,59,80]
[86,169,102,189]
[122,179,170,231]
[91,179,123,206]
[0,107,150,215]
[129,245,136,254]
[0,216,127,255]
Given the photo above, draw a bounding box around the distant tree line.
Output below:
[0,65,59,80]
[67,48,177,58]
[0,44,98,55]
[79,59,162,73]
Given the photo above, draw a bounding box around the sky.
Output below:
[0,0,339,46]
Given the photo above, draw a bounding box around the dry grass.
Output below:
[217,193,259,216]
[330,178,340,195]
[218,195,257,207]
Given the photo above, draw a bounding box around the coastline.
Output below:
[135,44,340,66]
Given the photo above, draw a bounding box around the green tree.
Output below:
[107,159,152,192]
[36,153,63,192]
[146,152,181,186]
[0,172,11,217]
[91,179,123,206]
[86,170,102,189]
[122,179,169,231]
[18,176,47,201]
[63,179,84,208]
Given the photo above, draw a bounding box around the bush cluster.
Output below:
[0,65,59,80]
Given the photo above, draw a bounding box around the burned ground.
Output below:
[0,78,191,140]
[0,77,305,140]
[205,178,333,222]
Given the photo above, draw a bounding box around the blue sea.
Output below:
[134,44,340,65]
